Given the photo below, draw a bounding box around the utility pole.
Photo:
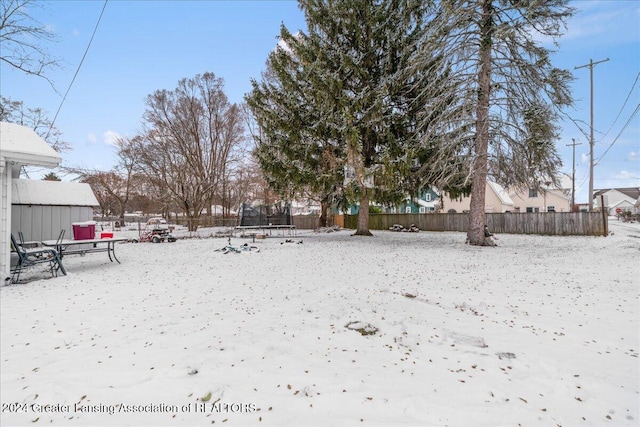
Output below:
[567,138,582,212]
[575,57,609,211]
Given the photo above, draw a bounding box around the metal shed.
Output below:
[11,179,100,242]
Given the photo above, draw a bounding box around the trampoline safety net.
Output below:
[239,202,292,226]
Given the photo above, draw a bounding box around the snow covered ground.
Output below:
[1,220,638,426]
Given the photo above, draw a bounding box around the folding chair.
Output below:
[10,234,67,284]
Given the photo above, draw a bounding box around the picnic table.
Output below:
[41,237,129,264]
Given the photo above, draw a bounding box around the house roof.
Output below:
[416,199,437,208]
[12,179,100,207]
[609,199,636,209]
[557,175,573,191]
[488,181,514,206]
[594,187,640,200]
[0,122,62,168]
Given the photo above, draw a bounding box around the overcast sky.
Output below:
[1,0,638,204]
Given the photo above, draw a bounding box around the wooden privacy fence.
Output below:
[343,212,607,236]
[291,215,338,230]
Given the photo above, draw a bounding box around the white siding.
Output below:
[0,161,8,280]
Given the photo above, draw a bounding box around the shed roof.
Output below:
[12,179,100,207]
[0,122,62,167]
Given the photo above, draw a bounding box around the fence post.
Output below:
[600,195,608,236]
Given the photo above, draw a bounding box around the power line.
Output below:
[599,71,640,142]
[560,111,590,139]
[46,0,108,139]
[562,73,638,146]
[595,102,640,166]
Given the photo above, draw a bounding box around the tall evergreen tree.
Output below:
[248,0,435,235]
[246,37,344,228]
[415,0,574,245]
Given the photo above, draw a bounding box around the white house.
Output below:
[593,188,640,215]
[290,199,321,216]
[1,122,62,282]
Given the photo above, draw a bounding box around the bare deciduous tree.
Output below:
[80,171,125,220]
[65,136,140,224]
[137,73,245,231]
[0,0,58,84]
[0,96,70,153]
[208,102,246,219]
[232,156,277,209]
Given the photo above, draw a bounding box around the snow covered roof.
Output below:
[0,122,61,168]
[416,199,437,208]
[11,179,100,207]
[487,181,514,206]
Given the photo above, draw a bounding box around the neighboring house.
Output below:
[440,181,514,213]
[576,203,590,212]
[395,188,440,214]
[342,203,379,215]
[593,188,640,215]
[509,184,571,212]
[606,199,638,215]
[341,189,439,215]
[290,199,321,216]
[1,122,62,282]
[11,179,100,242]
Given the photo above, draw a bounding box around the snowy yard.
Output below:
[1,220,638,426]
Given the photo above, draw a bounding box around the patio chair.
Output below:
[10,233,67,284]
[53,229,66,254]
[17,231,41,249]
[56,229,66,244]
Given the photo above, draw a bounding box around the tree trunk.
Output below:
[119,199,126,227]
[353,190,372,236]
[467,0,493,246]
[187,214,198,232]
[318,196,330,228]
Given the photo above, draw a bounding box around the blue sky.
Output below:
[1,0,638,204]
